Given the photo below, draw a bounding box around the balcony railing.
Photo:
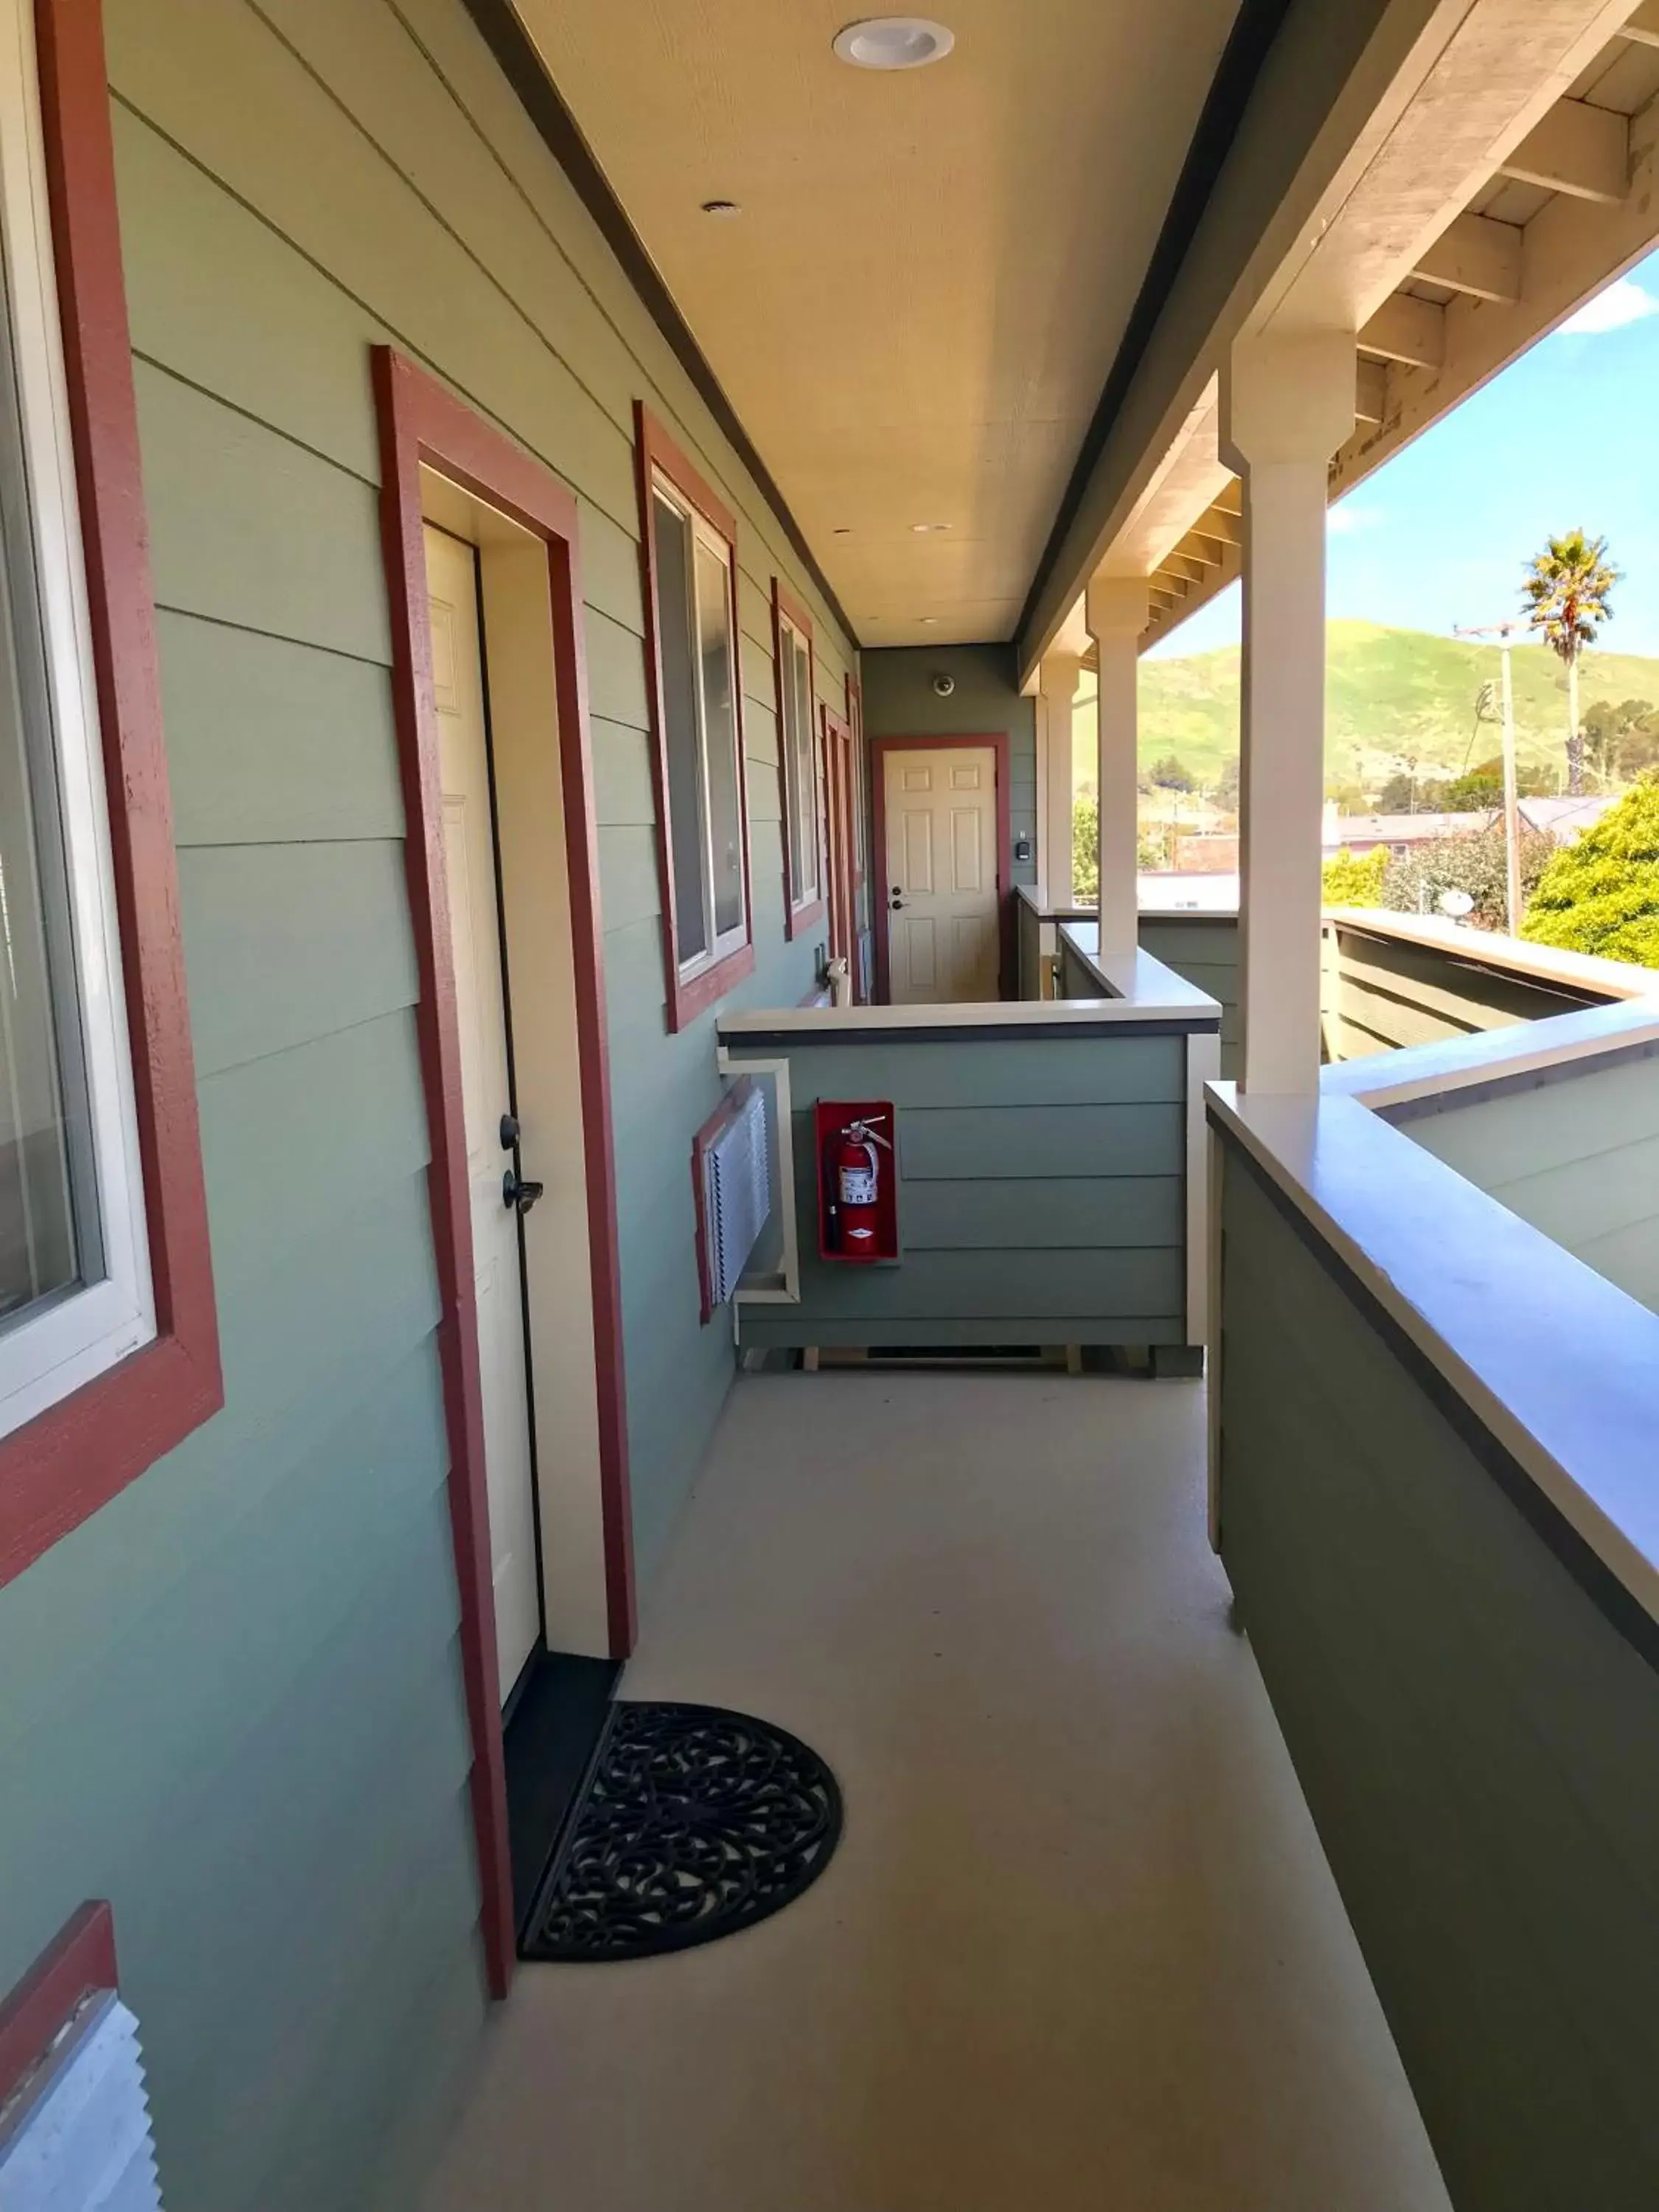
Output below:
[1206,982,1659,2211]
[716,953,1220,1367]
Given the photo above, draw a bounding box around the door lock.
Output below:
[503,1169,545,1215]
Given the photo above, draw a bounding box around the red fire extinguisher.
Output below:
[827,1114,891,1256]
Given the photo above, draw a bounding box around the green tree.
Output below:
[1382,824,1555,932]
[1521,529,1618,796]
[1214,754,1239,810]
[1521,777,1659,967]
[1582,697,1659,787]
[1072,792,1099,905]
[1321,846,1386,907]
[1148,754,1194,792]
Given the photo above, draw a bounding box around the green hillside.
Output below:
[1080,621,1659,793]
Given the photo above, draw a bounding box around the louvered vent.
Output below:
[703,1081,771,1306]
[0,1990,161,2211]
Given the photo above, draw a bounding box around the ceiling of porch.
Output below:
[507,0,1242,647]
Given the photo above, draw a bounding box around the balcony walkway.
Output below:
[422,1371,1450,2212]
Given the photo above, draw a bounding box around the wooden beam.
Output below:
[1199,501,1242,543]
[1162,552,1208,584]
[1355,355,1388,425]
[1359,293,1445,370]
[1499,98,1628,204]
[1211,481,1242,517]
[1615,0,1659,47]
[1413,211,1523,303]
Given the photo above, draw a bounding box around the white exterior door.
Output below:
[883,745,1000,1004]
[424,523,540,1702]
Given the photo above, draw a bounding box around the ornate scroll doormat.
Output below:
[521,1701,844,1962]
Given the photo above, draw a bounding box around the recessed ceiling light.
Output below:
[911,521,950,532]
[832,17,955,71]
[919,616,939,625]
[700,199,741,218]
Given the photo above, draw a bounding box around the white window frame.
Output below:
[650,469,748,984]
[778,610,821,913]
[0,0,153,1439]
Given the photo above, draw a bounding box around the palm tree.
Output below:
[1521,529,1618,794]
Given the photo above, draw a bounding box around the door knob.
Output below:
[889,892,907,911]
[499,1112,521,1150]
[502,1169,545,1214]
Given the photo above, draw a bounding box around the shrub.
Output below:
[1072,793,1098,904]
[1381,824,1554,932]
[1321,846,1386,908]
[1521,777,1659,967]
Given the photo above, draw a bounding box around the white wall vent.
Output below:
[702,1080,771,1307]
[0,1989,161,2212]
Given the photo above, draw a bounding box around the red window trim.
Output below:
[773,578,825,938]
[0,1900,117,2110]
[633,403,754,1031]
[375,348,639,2000]
[0,0,222,1592]
[845,670,866,892]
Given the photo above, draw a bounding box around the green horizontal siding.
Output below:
[1219,1147,1659,2211]
[1401,1049,1659,1316]
[0,7,863,2212]
[726,1029,1189,1348]
[1327,924,1599,1060]
[1138,916,1239,1078]
[901,1102,1182,1181]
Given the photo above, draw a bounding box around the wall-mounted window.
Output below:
[773,581,823,936]
[0,6,148,1436]
[636,405,753,1030]
[0,0,219,1587]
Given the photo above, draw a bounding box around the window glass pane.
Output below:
[791,638,817,900]
[0,268,97,1333]
[652,490,709,965]
[694,538,743,941]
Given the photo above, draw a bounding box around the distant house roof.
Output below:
[1326,794,1618,855]
[1518,794,1617,839]
[1326,811,1487,849]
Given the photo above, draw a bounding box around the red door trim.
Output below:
[0,1901,118,2110]
[373,348,636,1999]
[870,733,1014,1004]
[0,0,222,1591]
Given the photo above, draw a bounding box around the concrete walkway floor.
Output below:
[423,1371,1451,2212]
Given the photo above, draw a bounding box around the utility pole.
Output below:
[1455,621,1523,934]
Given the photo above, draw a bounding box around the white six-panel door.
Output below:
[882,746,1000,1004]
[424,523,541,1702]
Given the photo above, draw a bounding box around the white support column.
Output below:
[1220,333,1355,1094]
[1038,654,1081,912]
[1085,576,1149,959]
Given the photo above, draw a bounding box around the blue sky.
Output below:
[1147,246,1659,661]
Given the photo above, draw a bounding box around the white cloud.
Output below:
[1561,277,1659,335]
[1328,502,1383,536]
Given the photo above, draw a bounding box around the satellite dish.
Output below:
[1438,888,1475,919]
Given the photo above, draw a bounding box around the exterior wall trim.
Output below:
[373,347,637,1999]
[869,732,1014,1002]
[0,0,222,1592]
[0,1900,117,2111]
[634,401,757,1030]
[773,577,825,939]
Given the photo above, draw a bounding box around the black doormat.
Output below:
[520,1700,843,1963]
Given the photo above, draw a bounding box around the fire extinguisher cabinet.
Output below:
[815,1099,899,1264]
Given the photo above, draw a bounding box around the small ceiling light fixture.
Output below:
[700,198,742,218]
[919,616,939,626]
[832,16,955,70]
[910,521,950,533]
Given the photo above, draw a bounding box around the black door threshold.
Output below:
[504,1648,619,1938]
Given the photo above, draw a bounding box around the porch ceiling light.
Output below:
[832,17,955,70]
